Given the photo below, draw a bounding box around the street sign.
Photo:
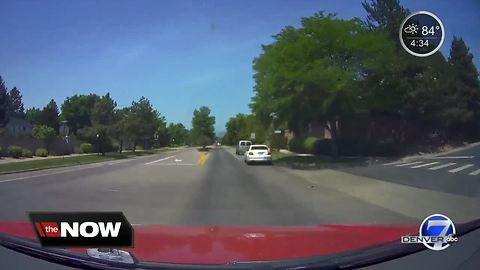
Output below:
[250,133,256,139]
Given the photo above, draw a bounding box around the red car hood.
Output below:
[0,221,416,265]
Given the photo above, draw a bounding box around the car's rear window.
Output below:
[246,142,252,146]
[251,146,268,150]
[240,142,245,146]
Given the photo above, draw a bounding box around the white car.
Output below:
[244,145,272,165]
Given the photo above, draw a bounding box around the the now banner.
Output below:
[29,212,133,247]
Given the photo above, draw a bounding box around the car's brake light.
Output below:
[248,152,254,155]
[267,150,272,155]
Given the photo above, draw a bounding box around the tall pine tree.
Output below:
[0,76,8,126]
[446,36,480,139]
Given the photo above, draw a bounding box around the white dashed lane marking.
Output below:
[410,162,439,168]
[468,168,480,176]
[395,161,423,167]
[144,156,175,165]
[448,164,475,173]
[428,163,457,170]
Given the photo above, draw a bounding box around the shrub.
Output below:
[112,144,120,153]
[288,137,305,153]
[270,134,287,150]
[303,137,320,154]
[35,148,48,157]
[7,145,22,158]
[22,149,33,158]
[314,138,332,155]
[8,145,23,158]
[80,143,94,154]
[368,139,400,157]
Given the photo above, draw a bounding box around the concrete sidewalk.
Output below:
[279,167,480,223]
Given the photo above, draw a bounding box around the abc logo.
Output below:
[420,214,456,251]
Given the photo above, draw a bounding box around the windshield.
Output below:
[251,146,268,150]
[0,0,479,269]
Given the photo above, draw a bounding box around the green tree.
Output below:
[111,108,129,153]
[191,106,215,148]
[88,93,117,155]
[0,76,9,126]
[167,123,189,146]
[251,12,394,156]
[8,87,24,115]
[362,0,409,41]
[32,125,56,151]
[61,94,100,135]
[39,99,60,134]
[25,107,42,125]
[124,97,159,151]
[155,115,170,147]
[443,37,480,139]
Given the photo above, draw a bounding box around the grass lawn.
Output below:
[0,148,171,174]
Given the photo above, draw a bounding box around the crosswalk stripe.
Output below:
[383,160,407,166]
[395,161,423,167]
[428,163,457,170]
[448,164,474,173]
[410,162,440,168]
[468,169,480,176]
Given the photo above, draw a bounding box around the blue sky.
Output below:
[0,0,478,131]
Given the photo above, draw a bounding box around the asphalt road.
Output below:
[0,147,417,225]
[342,144,480,198]
[0,146,476,269]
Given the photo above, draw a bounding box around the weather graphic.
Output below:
[403,23,419,35]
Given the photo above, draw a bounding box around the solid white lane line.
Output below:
[410,162,440,168]
[448,164,475,173]
[428,163,457,170]
[432,156,475,159]
[144,155,175,165]
[468,169,480,176]
[0,164,104,184]
[395,161,423,167]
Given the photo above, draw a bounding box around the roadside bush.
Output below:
[22,149,33,158]
[270,134,287,150]
[112,144,120,153]
[368,139,400,157]
[35,148,48,157]
[303,137,320,154]
[7,145,23,158]
[314,138,332,155]
[288,137,305,153]
[80,143,94,154]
